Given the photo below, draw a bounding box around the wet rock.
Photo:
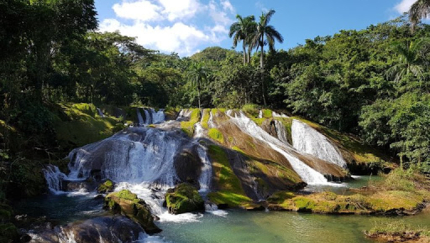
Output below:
[104,190,161,234]
[165,183,204,214]
[97,179,114,194]
[173,147,202,188]
[28,216,143,243]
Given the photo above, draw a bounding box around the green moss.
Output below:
[207,145,251,206]
[180,109,200,137]
[105,190,161,233]
[208,128,224,144]
[97,179,114,194]
[208,191,252,207]
[56,103,122,147]
[165,183,204,214]
[267,191,295,204]
[201,109,211,129]
[262,109,272,118]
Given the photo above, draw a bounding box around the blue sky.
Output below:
[95,0,417,56]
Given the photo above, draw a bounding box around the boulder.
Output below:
[104,190,161,234]
[27,216,143,243]
[164,183,204,214]
[97,179,114,194]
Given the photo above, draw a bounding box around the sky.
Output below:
[95,0,418,57]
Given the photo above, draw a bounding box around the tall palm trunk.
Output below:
[259,37,267,106]
[242,43,246,65]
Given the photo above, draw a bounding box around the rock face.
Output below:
[164,183,205,214]
[28,216,143,243]
[104,190,161,234]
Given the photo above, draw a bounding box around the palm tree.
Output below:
[387,39,427,83]
[229,15,256,65]
[409,0,430,29]
[188,62,208,109]
[252,9,284,69]
[251,9,283,106]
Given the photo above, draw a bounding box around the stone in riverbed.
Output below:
[164,183,205,214]
[97,179,114,194]
[104,190,161,234]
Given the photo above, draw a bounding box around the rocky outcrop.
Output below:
[104,190,161,234]
[27,216,143,243]
[97,179,114,194]
[164,183,204,214]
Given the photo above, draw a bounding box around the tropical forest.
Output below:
[1,0,430,242]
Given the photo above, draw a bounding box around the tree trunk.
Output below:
[242,43,246,65]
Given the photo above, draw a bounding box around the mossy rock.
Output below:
[165,183,204,214]
[97,179,114,194]
[104,190,161,234]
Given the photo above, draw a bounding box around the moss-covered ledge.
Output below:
[164,183,204,214]
[267,169,430,216]
[104,190,161,234]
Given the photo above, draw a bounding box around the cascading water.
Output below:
[43,165,69,194]
[291,120,347,168]
[137,108,144,126]
[96,108,105,118]
[273,119,290,145]
[226,110,329,185]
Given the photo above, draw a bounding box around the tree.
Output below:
[386,39,428,83]
[252,10,284,69]
[251,10,283,106]
[188,62,209,109]
[229,15,256,65]
[409,0,430,29]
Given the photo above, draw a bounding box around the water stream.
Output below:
[26,109,426,243]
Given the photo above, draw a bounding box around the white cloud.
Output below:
[158,0,201,21]
[221,0,234,12]
[99,0,235,56]
[394,0,417,14]
[112,0,162,22]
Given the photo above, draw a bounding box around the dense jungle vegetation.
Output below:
[1,0,430,204]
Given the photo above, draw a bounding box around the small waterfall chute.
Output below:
[96,108,105,118]
[137,108,144,126]
[291,120,347,168]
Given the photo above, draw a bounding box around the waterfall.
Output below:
[151,108,165,124]
[291,120,347,168]
[226,111,329,185]
[143,109,152,124]
[137,108,144,126]
[43,165,69,194]
[258,110,263,118]
[272,111,289,118]
[273,120,290,145]
[96,108,105,118]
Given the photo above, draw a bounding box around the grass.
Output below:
[180,108,200,137]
